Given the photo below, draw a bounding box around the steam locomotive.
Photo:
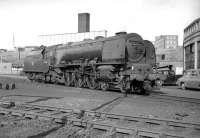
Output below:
[23,32,160,94]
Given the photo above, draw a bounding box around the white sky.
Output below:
[0,0,200,50]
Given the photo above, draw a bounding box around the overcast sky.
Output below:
[0,0,199,50]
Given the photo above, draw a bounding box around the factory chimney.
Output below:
[78,13,90,33]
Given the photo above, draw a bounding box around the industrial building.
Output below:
[156,47,183,74]
[154,35,178,49]
[0,46,39,74]
[155,34,183,74]
[183,17,200,70]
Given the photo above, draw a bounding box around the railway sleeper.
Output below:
[0,110,198,138]
[0,103,200,137]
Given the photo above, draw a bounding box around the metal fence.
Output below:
[38,30,107,46]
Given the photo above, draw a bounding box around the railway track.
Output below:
[1,74,200,105]
[150,94,200,104]
[91,96,124,112]
[0,100,199,138]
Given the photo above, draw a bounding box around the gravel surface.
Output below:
[0,95,41,104]
[1,75,200,137]
[35,94,119,110]
[0,118,59,138]
[157,87,200,99]
[44,125,128,138]
[110,95,200,123]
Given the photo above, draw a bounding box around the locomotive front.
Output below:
[119,34,159,93]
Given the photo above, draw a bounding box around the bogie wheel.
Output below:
[100,82,109,91]
[181,82,186,90]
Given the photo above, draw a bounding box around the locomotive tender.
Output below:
[23,32,160,94]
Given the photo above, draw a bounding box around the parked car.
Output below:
[156,65,181,86]
[176,69,200,90]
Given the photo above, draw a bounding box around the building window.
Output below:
[161,54,165,60]
[199,21,200,30]
[198,41,200,68]
[190,45,194,53]
[185,44,195,69]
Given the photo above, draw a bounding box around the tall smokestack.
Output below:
[78,13,90,33]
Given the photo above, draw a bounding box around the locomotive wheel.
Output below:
[28,73,34,81]
[45,75,51,83]
[77,78,84,88]
[120,86,128,93]
[26,73,32,80]
[64,80,70,86]
[64,72,72,86]
[120,80,128,93]
[73,79,78,87]
[87,77,97,89]
[71,73,78,87]
[31,73,36,82]
[132,85,145,94]
[100,82,109,91]
[132,86,140,93]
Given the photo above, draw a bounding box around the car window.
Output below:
[191,71,198,76]
[185,71,191,76]
[163,71,168,75]
[191,73,198,76]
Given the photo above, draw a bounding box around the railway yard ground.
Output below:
[0,74,200,138]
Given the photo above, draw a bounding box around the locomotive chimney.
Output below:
[78,13,90,33]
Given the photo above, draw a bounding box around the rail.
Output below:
[0,100,199,138]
